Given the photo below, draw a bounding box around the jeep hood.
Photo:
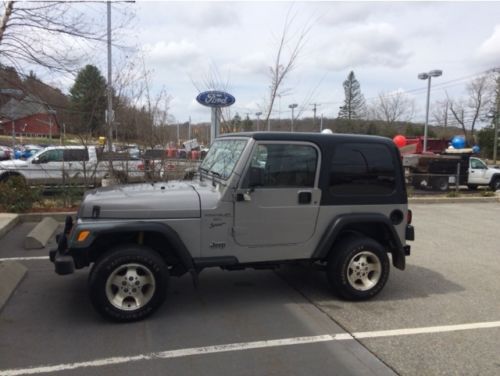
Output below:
[79,182,201,219]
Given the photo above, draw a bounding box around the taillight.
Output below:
[407,209,412,224]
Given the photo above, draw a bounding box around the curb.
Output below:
[409,196,500,204]
[0,261,27,312]
[18,212,76,223]
[0,214,20,240]
[24,217,60,249]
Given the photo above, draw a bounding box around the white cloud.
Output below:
[181,4,240,29]
[144,40,202,66]
[222,53,268,76]
[319,23,411,71]
[476,25,500,67]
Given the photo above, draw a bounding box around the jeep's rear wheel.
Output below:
[89,245,168,322]
[327,236,389,300]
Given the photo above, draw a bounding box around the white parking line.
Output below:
[1,321,500,376]
[0,256,49,262]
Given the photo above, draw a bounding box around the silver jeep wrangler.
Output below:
[51,132,414,322]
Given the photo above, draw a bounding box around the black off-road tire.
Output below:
[88,245,168,322]
[327,236,390,300]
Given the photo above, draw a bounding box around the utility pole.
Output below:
[188,116,191,140]
[289,104,298,132]
[106,1,114,153]
[312,103,321,130]
[494,75,500,164]
[320,113,324,132]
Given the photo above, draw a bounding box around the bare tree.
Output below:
[448,74,495,144]
[0,1,133,74]
[370,90,415,125]
[432,99,450,128]
[264,8,312,126]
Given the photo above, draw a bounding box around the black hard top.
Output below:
[220,131,396,149]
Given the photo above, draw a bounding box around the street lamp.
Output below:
[418,69,442,152]
[289,103,298,132]
[255,112,262,131]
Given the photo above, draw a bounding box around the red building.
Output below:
[0,94,60,138]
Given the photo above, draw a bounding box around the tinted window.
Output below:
[244,143,317,188]
[63,149,89,162]
[330,143,395,195]
[39,149,63,162]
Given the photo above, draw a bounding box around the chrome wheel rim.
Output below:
[105,263,156,311]
[347,251,382,291]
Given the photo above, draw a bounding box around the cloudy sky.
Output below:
[71,1,500,124]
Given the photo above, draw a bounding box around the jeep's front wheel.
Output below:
[89,245,168,322]
[327,236,389,300]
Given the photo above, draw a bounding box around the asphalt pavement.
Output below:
[1,203,500,375]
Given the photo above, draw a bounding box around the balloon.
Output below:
[451,136,466,149]
[393,135,407,148]
[472,145,480,153]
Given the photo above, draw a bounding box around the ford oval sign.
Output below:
[196,91,235,108]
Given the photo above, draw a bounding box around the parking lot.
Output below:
[1,202,500,376]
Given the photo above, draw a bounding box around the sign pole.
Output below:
[211,108,219,145]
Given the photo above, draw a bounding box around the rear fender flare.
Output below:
[313,213,406,270]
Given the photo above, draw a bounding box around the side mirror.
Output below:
[32,157,39,164]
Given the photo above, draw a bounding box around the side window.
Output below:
[63,149,89,162]
[330,143,395,195]
[39,149,63,163]
[244,143,317,188]
[470,158,486,169]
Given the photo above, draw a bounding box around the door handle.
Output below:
[298,191,312,204]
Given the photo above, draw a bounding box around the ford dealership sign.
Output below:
[196,91,235,108]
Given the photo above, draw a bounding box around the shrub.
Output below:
[0,176,40,213]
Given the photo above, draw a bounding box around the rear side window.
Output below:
[63,149,89,162]
[330,143,395,195]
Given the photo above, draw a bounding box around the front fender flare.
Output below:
[71,221,195,272]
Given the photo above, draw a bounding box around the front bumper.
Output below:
[49,216,75,275]
[49,246,75,275]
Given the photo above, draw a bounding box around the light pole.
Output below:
[418,69,442,152]
[289,104,298,132]
[47,108,56,143]
[255,112,262,131]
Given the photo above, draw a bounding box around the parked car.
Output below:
[50,132,414,322]
[0,146,11,160]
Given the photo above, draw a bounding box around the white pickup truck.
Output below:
[0,145,142,186]
[404,153,500,191]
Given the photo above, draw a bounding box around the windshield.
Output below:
[200,139,248,180]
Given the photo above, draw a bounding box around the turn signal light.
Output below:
[407,210,413,224]
[77,230,90,242]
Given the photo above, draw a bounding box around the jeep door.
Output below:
[233,142,321,246]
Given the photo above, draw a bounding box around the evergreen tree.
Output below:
[70,65,107,136]
[338,71,366,120]
[242,115,253,132]
[231,113,242,132]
